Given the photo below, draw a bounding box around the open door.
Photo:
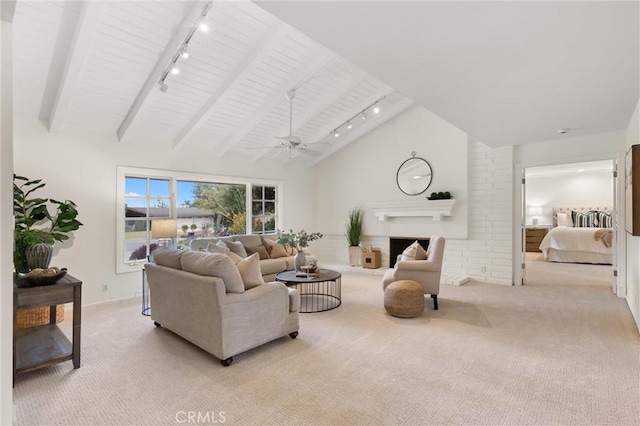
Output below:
[521,167,527,285]
[612,159,619,294]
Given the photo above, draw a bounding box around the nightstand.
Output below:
[525,227,550,252]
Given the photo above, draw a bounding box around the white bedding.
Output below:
[539,226,612,264]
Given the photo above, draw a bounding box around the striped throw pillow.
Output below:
[572,210,599,227]
[597,211,612,228]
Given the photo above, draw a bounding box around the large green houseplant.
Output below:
[13,174,83,273]
[346,207,364,266]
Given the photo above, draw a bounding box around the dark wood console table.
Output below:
[13,274,82,385]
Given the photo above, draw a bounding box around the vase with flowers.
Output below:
[276,229,323,272]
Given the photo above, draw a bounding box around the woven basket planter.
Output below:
[17,305,65,329]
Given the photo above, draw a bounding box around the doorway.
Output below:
[522,160,616,289]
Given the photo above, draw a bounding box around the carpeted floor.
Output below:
[13,262,639,425]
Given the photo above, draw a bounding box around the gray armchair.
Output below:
[382,235,446,310]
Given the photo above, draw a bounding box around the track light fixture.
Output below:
[328,95,386,139]
[158,1,213,93]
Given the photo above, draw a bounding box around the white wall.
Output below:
[0,13,13,425]
[311,105,515,286]
[13,118,316,305]
[525,170,613,226]
[625,99,640,330]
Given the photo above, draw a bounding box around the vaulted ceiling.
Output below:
[12,1,639,167]
[12,0,414,167]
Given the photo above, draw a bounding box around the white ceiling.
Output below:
[526,160,614,178]
[11,1,639,167]
[257,1,640,148]
[12,0,413,166]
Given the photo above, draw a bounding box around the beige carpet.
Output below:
[13,267,639,425]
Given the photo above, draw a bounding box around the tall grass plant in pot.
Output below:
[346,207,364,266]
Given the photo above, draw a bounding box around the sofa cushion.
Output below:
[246,245,270,260]
[153,248,184,269]
[180,251,244,294]
[223,240,247,258]
[236,253,265,290]
[189,236,233,252]
[260,258,288,276]
[262,238,288,259]
[233,234,263,249]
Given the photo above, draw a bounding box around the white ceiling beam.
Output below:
[172,22,289,151]
[47,1,103,133]
[299,98,415,168]
[215,47,334,159]
[117,1,208,143]
[250,69,365,162]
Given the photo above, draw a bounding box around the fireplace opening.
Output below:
[389,237,430,268]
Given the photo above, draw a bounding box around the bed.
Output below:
[538,206,613,265]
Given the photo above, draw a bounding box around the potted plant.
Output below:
[277,229,323,272]
[13,174,83,273]
[346,207,364,266]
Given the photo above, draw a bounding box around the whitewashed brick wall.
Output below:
[311,140,514,286]
[442,140,514,285]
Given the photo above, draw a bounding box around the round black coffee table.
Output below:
[275,269,342,313]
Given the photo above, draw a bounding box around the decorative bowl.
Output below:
[18,267,67,286]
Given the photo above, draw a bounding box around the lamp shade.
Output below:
[529,206,543,216]
[151,219,177,239]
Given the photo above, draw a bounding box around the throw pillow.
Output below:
[598,211,612,228]
[236,253,265,290]
[207,242,243,264]
[262,238,289,259]
[400,241,428,261]
[556,212,573,227]
[223,240,248,258]
[246,245,270,260]
[180,251,244,294]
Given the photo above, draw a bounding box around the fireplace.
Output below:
[389,237,430,268]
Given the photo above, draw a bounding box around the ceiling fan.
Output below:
[247,88,327,159]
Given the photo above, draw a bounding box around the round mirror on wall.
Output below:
[396,154,433,195]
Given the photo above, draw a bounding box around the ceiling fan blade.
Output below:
[297,148,322,157]
[246,145,280,150]
[304,141,331,147]
[271,149,285,159]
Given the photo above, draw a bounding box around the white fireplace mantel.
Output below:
[368,199,456,222]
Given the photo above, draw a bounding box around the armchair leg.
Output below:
[289,331,299,339]
[221,357,233,367]
[431,294,438,310]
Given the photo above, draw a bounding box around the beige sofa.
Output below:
[190,234,310,281]
[146,248,300,366]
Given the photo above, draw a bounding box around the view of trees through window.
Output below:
[252,185,276,234]
[124,176,251,262]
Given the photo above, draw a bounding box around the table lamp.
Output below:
[152,219,177,248]
[529,206,543,226]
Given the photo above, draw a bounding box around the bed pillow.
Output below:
[597,211,612,228]
[572,210,599,227]
[556,212,573,227]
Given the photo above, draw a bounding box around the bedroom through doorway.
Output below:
[523,160,616,290]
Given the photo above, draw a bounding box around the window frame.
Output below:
[116,166,284,274]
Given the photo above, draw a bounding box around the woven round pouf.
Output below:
[384,280,424,318]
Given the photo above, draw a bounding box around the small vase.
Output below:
[294,248,306,272]
[25,243,54,271]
